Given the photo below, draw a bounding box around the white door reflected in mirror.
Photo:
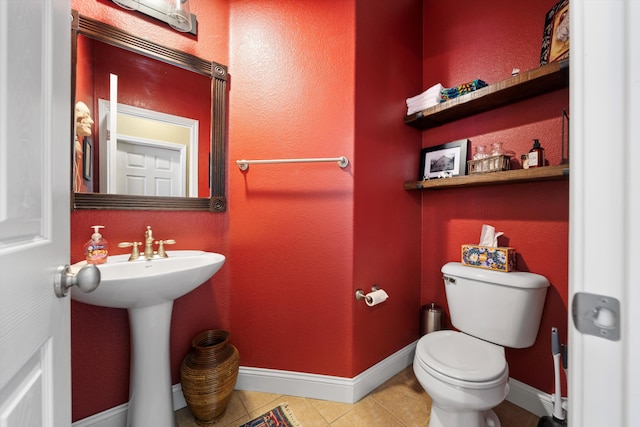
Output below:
[117,138,186,196]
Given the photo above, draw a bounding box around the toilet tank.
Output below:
[441,262,549,348]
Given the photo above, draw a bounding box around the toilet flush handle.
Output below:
[443,275,456,285]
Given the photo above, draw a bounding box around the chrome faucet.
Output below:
[118,226,175,261]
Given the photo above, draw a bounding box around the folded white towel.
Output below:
[406,83,444,105]
[405,83,444,115]
[407,93,437,106]
[406,97,440,115]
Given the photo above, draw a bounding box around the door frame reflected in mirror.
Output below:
[97,100,200,197]
[71,10,228,212]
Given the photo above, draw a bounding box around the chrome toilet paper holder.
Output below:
[355,285,380,302]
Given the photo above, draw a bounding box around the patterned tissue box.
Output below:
[461,245,516,272]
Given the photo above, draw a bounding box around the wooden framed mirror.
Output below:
[71,11,227,211]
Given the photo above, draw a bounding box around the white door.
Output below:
[0,0,71,425]
[569,1,640,426]
[116,138,186,196]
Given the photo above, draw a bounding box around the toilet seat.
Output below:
[415,330,508,389]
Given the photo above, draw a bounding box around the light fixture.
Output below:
[167,0,192,32]
[112,0,197,35]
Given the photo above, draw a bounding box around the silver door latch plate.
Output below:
[572,292,620,341]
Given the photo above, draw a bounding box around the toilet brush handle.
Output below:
[551,327,560,355]
[561,343,568,371]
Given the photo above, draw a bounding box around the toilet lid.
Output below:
[416,330,507,382]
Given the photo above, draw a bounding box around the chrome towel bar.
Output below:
[236,156,349,171]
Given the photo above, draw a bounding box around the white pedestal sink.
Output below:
[71,250,225,427]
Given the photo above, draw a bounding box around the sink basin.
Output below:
[71,250,225,427]
[71,250,225,308]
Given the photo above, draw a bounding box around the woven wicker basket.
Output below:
[180,329,240,426]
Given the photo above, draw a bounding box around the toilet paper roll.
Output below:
[365,289,389,307]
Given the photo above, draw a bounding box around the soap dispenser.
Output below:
[528,139,545,168]
[85,225,109,264]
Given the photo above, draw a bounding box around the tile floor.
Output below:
[175,366,540,427]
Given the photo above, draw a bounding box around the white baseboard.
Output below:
[72,341,554,426]
[506,377,556,418]
[235,340,417,404]
[71,402,126,427]
[71,383,186,427]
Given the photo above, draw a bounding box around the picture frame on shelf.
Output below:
[540,0,569,65]
[419,139,469,181]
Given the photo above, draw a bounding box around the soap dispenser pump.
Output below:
[85,225,109,264]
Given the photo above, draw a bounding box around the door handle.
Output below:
[54,264,101,298]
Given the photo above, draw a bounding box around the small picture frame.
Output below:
[540,0,569,65]
[419,139,470,181]
[82,137,92,180]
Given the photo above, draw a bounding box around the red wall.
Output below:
[352,1,423,373]
[227,0,357,376]
[227,0,423,377]
[69,0,567,421]
[420,0,569,393]
[69,0,231,421]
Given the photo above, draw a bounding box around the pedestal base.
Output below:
[127,302,176,427]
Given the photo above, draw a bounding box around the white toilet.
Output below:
[413,262,549,427]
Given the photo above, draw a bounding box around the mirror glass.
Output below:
[71,12,228,211]
[75,35,210,198]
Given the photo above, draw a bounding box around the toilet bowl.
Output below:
[414,330,509,427]
[413,262,549,427]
